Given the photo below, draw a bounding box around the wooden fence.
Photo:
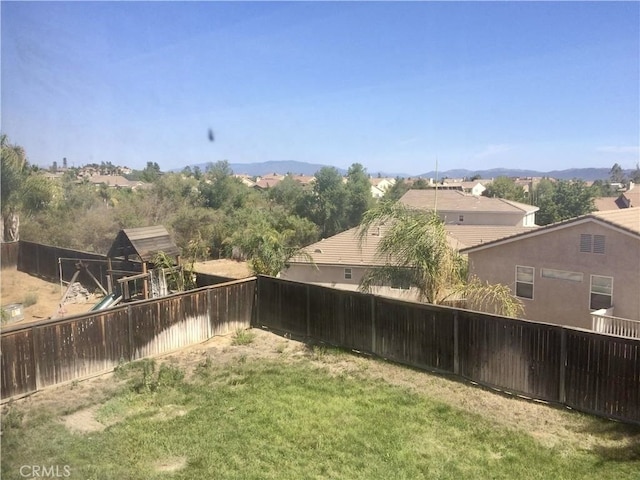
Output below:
[1,278,255,400]
[256,276,640,424]
[1,242,19,270]
[15,240,234,289]
[2,247,638,424]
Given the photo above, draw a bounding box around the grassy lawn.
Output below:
[2,345,639,479]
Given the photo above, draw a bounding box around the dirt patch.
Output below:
[154,456,187,473]
[1,269,95,325]
[192,259,252,279]
[61,405,108,433]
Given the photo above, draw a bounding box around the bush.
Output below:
[23,292,38,307]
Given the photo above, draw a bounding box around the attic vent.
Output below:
[593,235,605,254]
[580,234,592,253]
[314,248,323,253]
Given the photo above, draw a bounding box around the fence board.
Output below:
[374,297,455,372]
[457,312,562,401]
[564,331,640,422]
[0,329,36,397]
[309,286,373,352]
[257,277,307,336]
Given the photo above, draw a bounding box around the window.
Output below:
[590,275,613,310]
[580,234,605,254]
[516,266,534,299]
[344,268,352,280]
[458,215,464,222]
[541,268,583,282]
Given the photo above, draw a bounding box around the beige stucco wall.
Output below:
[467,222,640,329]
[280,264,421,302]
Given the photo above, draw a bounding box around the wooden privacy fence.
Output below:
[15,241,234,290]
[1,242,19,270]
[256,276,640,424]
[1,278,255,400]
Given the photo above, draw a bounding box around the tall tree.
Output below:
[345,163,374,228]
[609,163,626,184]
[483,176,527,202]
[357,202,523,317]
[532,179,595,225]
[309,167,347,238]
[383,177,410,201]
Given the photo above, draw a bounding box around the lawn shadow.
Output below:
[579,417,640,462]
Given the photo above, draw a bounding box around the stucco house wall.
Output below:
[280,264,421,302]
[438,211,529,226]
[466,221,640,329]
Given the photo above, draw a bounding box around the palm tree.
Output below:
[356,201,523,317]
[1,135,28,241]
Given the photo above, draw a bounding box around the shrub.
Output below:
[231,329,255,346]
[23,292,38,307]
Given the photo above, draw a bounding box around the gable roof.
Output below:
[399,189,538,214]
[461,207,640,254]
[622,188,640,208]
[107,226,180,262]
[289,224,535,267]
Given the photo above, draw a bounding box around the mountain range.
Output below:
[179,160,617,182]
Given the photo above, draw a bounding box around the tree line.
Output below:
[1,136,375,275]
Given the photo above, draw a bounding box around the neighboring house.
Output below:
[461,208,640,332]
[86,175,146,189]
[280,223,535,302]
[369,177,396,193]
[370,185,385,198]
[234,174,256,188]
[595,183,639,211]
[399,189,539,227]
[460,181,488,196]
[253,174,285,190]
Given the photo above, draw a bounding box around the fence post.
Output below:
[31,326,40,392]
[453,310,460,376]
[127,305,134,361]
[207,288,213,338]
[306,284,311,338]
[559,327,567,404]
[371,295,376,355]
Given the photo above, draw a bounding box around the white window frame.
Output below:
[344,268,352,280]
[590,275,613,310]
[515,265,534,300]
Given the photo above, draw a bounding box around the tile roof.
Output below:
[445,225,539,250]
[591,207,640,233]
[461,207,640,253]
[290,224,535,266]
[399,189,538,213]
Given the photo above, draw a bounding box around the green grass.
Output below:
[231,328,256,346]
[2,357,639,480]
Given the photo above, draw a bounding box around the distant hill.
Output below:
[179,160,348,177]
[175,161,615,181]
[419,168,613,182]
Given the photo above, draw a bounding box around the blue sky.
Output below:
[2,1,639,175]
